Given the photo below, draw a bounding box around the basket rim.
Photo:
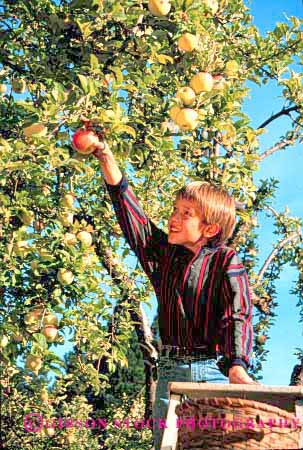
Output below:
[179,396,301,420]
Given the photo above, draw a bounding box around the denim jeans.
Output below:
[152,356,229,450]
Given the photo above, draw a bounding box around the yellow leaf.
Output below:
[110,66,124,84]
[75,20,93,38]
[156,54,174,65]
[112,125,136,139]
[115,84,138,92]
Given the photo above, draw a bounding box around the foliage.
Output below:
[1,0,303,448]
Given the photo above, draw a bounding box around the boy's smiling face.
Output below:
[167,197,221,253]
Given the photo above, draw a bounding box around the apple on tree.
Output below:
[178,33,198,52]
[169,105,182,122]
[25,354,43,376]
[63,232,77,246]
[176,87,196,106]
[12,79,27,94]
[202,0,219,15]
[0,335,9,348]
[72,129,99,154]
[61,193,75,208]
[190,72,214,93]
[14,240,30,257]
[0,84,7,94]
[148,0,171,17]
[59,210,74,227]
[42,326,58,342]
[19,209,35,226]
[174,108,199,131]
[57,268,74,285]
[40,388,49,403]
[77,230,93,248]
[212,74,227,91]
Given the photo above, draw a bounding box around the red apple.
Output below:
[72,129,99,154]
[42,326,58,342]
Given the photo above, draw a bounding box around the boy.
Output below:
[93,141,257,449]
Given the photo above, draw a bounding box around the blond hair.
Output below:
[175,181,236,244]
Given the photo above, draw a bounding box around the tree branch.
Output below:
[259,126,301,160]
[257,106,298,130]
[256,232,302,285]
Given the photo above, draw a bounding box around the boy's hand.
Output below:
[229,365,260,384]
[92,141,113,162]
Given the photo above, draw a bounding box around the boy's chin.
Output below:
[168,234,181,244]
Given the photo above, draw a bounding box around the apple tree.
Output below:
[0,0,303,449]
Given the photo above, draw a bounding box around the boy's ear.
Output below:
[204,223,221,238]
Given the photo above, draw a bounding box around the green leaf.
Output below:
[90,54,100,71]
[78,74,89,94]
[32,333,48,350]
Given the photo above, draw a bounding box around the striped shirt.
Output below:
[104,173,253,373]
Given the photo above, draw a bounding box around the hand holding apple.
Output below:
[92,140,113,163]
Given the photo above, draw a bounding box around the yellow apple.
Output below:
[59,211,74,227]
[14,240,30,257]
[57,268,74,285]
[225,60,239,77]
[45,427,55,437]
[176,87,196,106]
[23,123,48,138]
[40,389,49,403]
[45,427,56,437]
[0,335,9,348]
[26,355,43,375]
[178,33,198,52]
[77,230,92,247]
[256,335,267,345]
[0,84,7,94]
[42,326,58,342]
[212,74,227,90]
[169,105,181,122]
[25,307,44,332]
[202,0,218,14]
[12,79,27,94]
[43,312,58,327]
[66,433,76,444]
[25,307,44,323]
[174,108,199,131]
[20,209,34,225]
[61,193,75,208]
[148,0,171,17]
[63,232,77,246]
[190,72,214,93]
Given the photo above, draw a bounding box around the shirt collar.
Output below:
[175,242,221,258]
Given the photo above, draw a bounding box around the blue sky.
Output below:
[242,0,303,384]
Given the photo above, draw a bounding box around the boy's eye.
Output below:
[172,208,191,215]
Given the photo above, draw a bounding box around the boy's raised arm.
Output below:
[92,141,167,287]
[93,141,123,186]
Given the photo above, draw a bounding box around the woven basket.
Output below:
[175,397,302,450]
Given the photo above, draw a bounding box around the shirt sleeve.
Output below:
[220,251,253,374]
[104,173,167,284]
